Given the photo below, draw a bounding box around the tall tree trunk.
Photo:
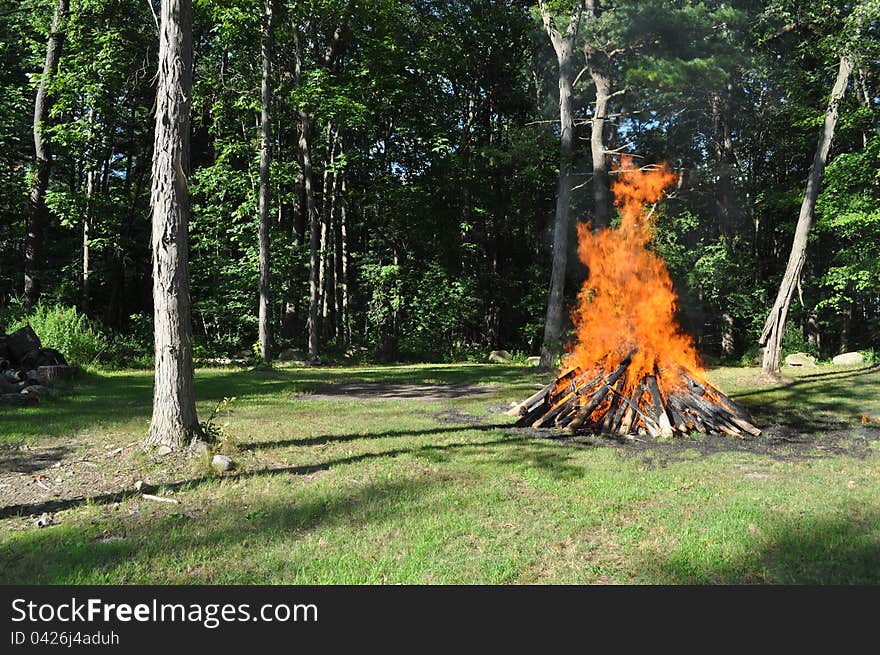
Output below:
[319,126,337,335]
[82,167,96,313]
[538,0,587,369]
[339,170,350,345]
[711,81,735,246]
[586,51,611,229]
[145,0,202,449]
[293,27,320,362]
[301,116,319,361]
[258,0,274,363]
[760,55,853,377]
[24,0,69,308]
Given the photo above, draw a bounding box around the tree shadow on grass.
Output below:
[239,423,515,450]
[0,444,73,474]
[0,425,585,521]
[2,365,542,441]
[654,510,880,584]
[0,476,446,584]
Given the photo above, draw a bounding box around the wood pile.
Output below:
[0,325,76,406]
[507,350,760,438]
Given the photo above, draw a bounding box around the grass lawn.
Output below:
[1,361,879,584]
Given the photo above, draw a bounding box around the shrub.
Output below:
[7,304,109,367]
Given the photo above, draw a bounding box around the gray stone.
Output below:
[785,352,817,368]
[277,347,308,362]
[35,513,54,528]
[21,384,57,399]
[211,454,234,472]
[156,445,173,457]
[234,348,252,359]
[488,350,512,363]
[832,351,865,366]
[526,356,541,367]
[0,392,38,406]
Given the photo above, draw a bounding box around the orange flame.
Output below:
[563,157,706,398]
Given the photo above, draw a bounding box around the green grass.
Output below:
[1,362,879,584]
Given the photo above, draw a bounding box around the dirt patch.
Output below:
[510,422,880,467]
[299,382,499,401]
[427,403,880,465]
[0,441,196,522]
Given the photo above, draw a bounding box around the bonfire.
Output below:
[510,158,760,438]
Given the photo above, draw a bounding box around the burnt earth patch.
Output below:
[510,421,880,467]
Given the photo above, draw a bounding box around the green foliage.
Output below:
[8,304,109,366]
[200,396,236,444]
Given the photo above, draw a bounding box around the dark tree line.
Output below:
[2,0,879,375]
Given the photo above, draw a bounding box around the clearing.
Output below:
[1,362,879,584]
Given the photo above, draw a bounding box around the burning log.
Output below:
[508,158,761,440]
[512,358,759,438]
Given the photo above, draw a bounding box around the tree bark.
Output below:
[711,82,735,246]
[293,27,320,362]
[258,0,274,363]
[538,0,588,369]
[319,126,337,335]
[339,169,350,345]
[82,166,96,313]
[24,0,69,308]
[586,50,611,229]
[145,0,202,449]
[760,55,853,377]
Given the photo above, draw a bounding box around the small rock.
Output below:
[277,347,308,362]
[234,348,252,359]
[785,352,817,367]
[526,356,541,367]
[22,384,57,398]
[211,454,234,472]
[832,351,865,367]
[488,350,512,363]
[134,480,146,492]
[0,392,38,406]
[35,513,54,528]
[156,445,173,457]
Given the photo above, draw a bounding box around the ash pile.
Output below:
[0,325,76,406]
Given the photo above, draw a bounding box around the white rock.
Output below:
[785,352,817,367]
[156,445,173,456]
[526,356,541,367]
[832,351,865,366]
[488,350,512,363]
[211,454,234,472]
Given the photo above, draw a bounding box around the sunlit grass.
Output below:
[1,362,879,584]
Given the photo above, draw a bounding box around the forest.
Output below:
[3,0,880,594]
[2,0,877,373]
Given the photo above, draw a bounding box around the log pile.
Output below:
[0,325,76,406]
[507,350,760,438]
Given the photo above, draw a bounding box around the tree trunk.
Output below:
[24,0,69,308]
[258,0,273,364]
[760,55,853,377]
[339,170,350,345]
[82,166,96,313]
[293,27,319,362]
[538,0,587,369]
[586,51,611,229]
[711,82,735,246]
[301,115,319,361]
[319,126,338,335]
[145,0,202,449]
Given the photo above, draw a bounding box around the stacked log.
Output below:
[508,352,760,438]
